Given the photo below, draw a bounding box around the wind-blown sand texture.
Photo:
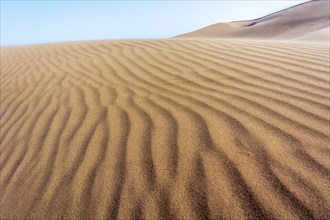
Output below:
[1,38,329,219]
[175,0,329,40]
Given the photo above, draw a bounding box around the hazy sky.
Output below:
[1,0,307,46]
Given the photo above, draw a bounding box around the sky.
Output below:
[1,0,307,46]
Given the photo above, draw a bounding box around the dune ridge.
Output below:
[175,0,330,40]
[0,38,329,219]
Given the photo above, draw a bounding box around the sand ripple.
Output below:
[1,39,329,219]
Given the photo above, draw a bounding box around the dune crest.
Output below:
[175,0,330,41]
[1,38,329,219]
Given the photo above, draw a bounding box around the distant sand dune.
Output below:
[1,39,329,219]
[295,27,330,42]
[175,0,329,40]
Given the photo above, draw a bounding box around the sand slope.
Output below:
[175,0,330,40]
[1,39,329,219]
[295,27,330,42]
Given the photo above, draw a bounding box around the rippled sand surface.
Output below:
[1,39,329,219]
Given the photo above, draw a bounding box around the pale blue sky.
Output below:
[1,0,307,46]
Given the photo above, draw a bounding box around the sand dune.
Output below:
[175,0,330,40]
[1,38,329,219]
[295,27,330,42]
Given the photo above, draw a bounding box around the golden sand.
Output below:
[1,38,329,219]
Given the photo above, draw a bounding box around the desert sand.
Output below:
[176,0,329,40]
[1,1,329,220]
